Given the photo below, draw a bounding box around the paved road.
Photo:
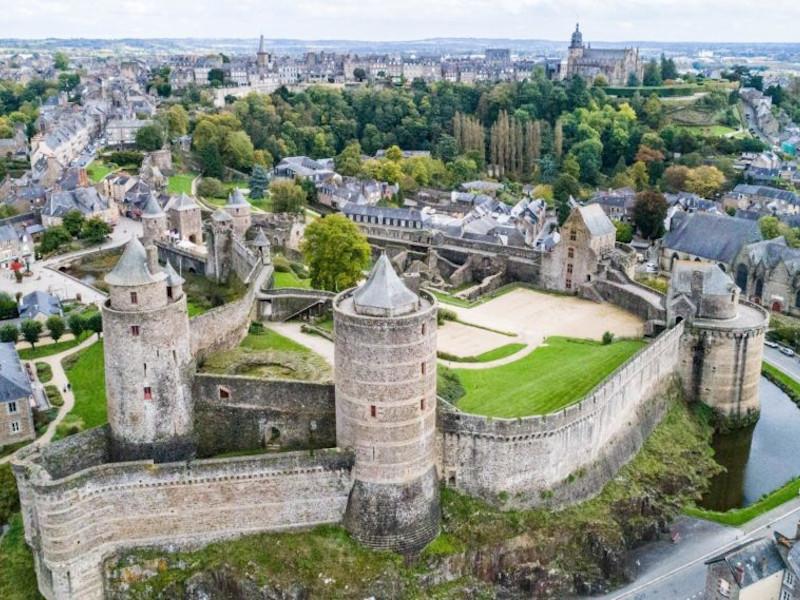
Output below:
[763,345,800,380]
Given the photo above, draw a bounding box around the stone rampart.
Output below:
[437,323,684,508]
[257,288,335,322]
[155,241,207,276]
[189,265,271,360]
[12,429,353,600]
[192,374,336,456]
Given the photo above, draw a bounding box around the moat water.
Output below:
[700,377,800,511]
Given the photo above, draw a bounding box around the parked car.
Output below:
[765,340,779,348]
[779,345,795,357]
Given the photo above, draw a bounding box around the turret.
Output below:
[224,188,251,238]
[141,193,167,248]
[334,254,440,553]
[570,23,584,50]
[102,237,195,462]
[205,209,234,284]
[250,227,271,265]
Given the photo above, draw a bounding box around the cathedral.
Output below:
[561,24,644,86]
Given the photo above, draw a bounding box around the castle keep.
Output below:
[11,205,767,599]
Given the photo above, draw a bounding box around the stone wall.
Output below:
[189,265,271,361]
[192,374,336,456]
[437,323,684,508]
[257,288,335,322]
[155,242,207,276]
[12,431,354,600]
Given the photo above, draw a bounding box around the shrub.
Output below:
[0,324,18,343]
[289,261,308,278]
[248,321,264,334]
[272,255,291,273]
[437,307,458,325]
[197,177,225,198]
[437,366,465,403]
[602,331,615,345]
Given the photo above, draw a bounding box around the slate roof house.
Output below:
[18,291,63,322]
[0,342,35,447]
[660,212,763,273]
[41,187,118,227]
[588,187,636,222]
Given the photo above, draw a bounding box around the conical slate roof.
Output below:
[227,188,248,206]
[166,193,199,211]
[251,228,270,248]
[142,193,164,216]
[105,237,165,287]
[163,259,185,287]
[353,254,418,317]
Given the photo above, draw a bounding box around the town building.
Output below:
[0,342,35,448]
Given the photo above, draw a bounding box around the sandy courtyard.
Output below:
[437,288,644,358]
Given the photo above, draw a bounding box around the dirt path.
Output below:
[1,333,99,465]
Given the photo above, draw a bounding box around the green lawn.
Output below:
[0,513,39,600]
[56,340,106,439]
[453,337,645,418]
[167,173,197,195]
[18,333,91,360]
[439,343,526,363]
[273,270,311,289]
[762,362,800,403]
[240,329,310,353]
[685,477,800,526]
[86,160,114,183]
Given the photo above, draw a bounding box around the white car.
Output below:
[645,262,658,274]
[765,340,779,348]
[779,346,795,357]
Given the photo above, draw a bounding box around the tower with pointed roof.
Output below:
[333,254,440,552]
[141,193,167,247]
[165,192,203,244]
[223,188,251,237]
[256,34,270,69]
[102,237,195,462]
[205,208,235,283]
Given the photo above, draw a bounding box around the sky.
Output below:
[2,0,799,43]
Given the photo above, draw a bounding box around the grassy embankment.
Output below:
[438,343,526,363]
[54,340,106,440]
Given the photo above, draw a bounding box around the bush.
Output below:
[248,321,264,334]
[289,261,308,278]
[602,331,615,345]
[0,324,18,343]
[197,177,225,198]
[0,463,19,526]
[437,307,458,325]
[273,255,291,273]
[35,362,53,383]
[107,150,143,167]
[437,366,465,403]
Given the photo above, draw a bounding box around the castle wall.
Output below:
[12,433,354,600]
[257,288,335,322]
[189,265,271,361]
[192,374,336,456]
[155,242,207,276]
[437,323,683,508]
[592,278,666,323]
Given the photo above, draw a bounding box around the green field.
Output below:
[273,270,312,289]
[167,173,197,195]
[453,337,645,418]
[56,340,106,439]
[86,160,115,183]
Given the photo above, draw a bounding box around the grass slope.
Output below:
[272,270,311,289]
[438,342,526,363]
[454,336,645,418]
[0,514,39,600]
[167,174,197,195]
[686,477,800,527]
[56,340,106,439]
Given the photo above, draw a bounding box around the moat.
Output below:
[700,376,800,511]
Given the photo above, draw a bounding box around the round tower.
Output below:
[141,193,167,244]
[334,254,440,553]
[224,188,252,238]
[102,237,195,462]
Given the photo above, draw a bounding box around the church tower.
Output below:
[257,34,270,69]
[102,237,195,462]
[334,255,440,553]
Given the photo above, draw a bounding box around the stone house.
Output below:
[0,342,35,448]
[724,184,800,216]
[41,187,119,228]
[705,532,800,600]
[733,237,800,314]
[588,187,637,222]
[18,291,63,323]
[548,204,616,292]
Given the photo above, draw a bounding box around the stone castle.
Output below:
[11,202,767,599]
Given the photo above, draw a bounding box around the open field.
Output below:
[437,320,518,357]
[445,288,644,349]
[56,340,106,439]
[453,336,645,418]
[273,270,311,289]
[167,173,197,195]
[86,160,115,183]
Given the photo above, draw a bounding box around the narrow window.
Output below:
[421,323,426,335]
[130,291,138,304]
[172,350,176,360]
[566,279,572,290]
[219,387,230,400]
[7,401,17,414]
[567,247,574,259]
[567,263,574,275]
[130,325,140,336]
[167,286,173,299]
[143,363,147,376]
[421,362,426,375]
[143,386,152,400]
[10,421,20,433]
[420,398,425,411]
[569,229,577,241]
[370,405,376,418]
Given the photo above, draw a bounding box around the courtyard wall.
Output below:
[437,322,684,508]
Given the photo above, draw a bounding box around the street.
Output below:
[763,345,800,380]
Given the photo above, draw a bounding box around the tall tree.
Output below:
[20,319,42,349]
[632,190,668,239]
[301,214,371,292]
[269,180,306,214]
